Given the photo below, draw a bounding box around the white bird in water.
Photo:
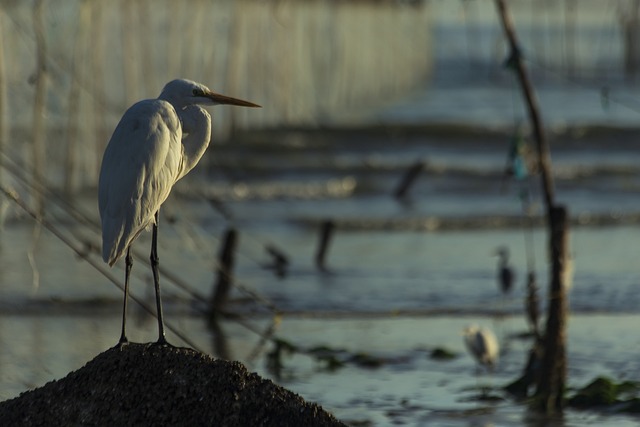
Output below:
[99,78,260,345]
[463,324,499,370]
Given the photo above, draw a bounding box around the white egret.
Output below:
[494,246,515,296]
[99,78,260,345]
[463,325,499,370]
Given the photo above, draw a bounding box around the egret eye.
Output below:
[192,88,200,96]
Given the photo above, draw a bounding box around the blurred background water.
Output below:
[2,1,640,426]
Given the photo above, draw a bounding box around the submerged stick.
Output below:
[495,0,569,414]
[537,206,569,411]
[264,244,289,278]
[495,0,555,212]
[211,228,238,317]
[315,219,335,271]
[394,159,426,200]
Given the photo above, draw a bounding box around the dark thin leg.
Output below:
[118,247,132,346]
[151,211,167,344]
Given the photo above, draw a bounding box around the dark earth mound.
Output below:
[0,342,346,426]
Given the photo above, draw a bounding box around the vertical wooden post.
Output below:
[495,0,568,413]
[210,228,238,317]
[536,205,569,412]
[315,219,335,271]
[525,271,540,339]
[495,0,555,212]
[564,0,577,78]
[624,0,640,81]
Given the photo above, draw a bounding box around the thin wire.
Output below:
[0,1,397,359]
[506,67,537,273]
[200,191,291,272]
[0,184,204,352]
[0,150,99,229]
[243,313,281,362]
[162,199,284,311]
[524,56,640,115]
[0,148,279,313]
[1,3,121,115]
[0,150,155,286]
[1,147,279,320]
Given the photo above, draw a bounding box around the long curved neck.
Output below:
[176,105,212,181]
[499,253,509,268]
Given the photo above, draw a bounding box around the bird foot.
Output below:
[154,336,173,347]
[115,337,129,350]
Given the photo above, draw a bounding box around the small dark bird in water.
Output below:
[495,246,515,296]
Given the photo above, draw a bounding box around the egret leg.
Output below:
[118,248,132,346]
[150,211,168,345]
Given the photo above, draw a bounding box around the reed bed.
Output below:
[0,0,432,193]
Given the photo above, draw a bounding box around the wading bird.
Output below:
[463,324,499,370]
[99,79,260,345]
[495,246,515,296]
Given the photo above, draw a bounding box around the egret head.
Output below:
[159,79,261,110]
[493,246,510,261]
[462,324,480,338]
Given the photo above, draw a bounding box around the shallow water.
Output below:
[2,308,640,426]
[1,206,640,426]
[2,207,640,316]
[3,109,640,427]
[3,118,640,425]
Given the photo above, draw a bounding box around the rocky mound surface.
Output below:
[0,342,346,426]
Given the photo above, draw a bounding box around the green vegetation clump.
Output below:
[429,347,457,360]
[568,376,640,411]
[307,346,347,371]
[349,352,384,368]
